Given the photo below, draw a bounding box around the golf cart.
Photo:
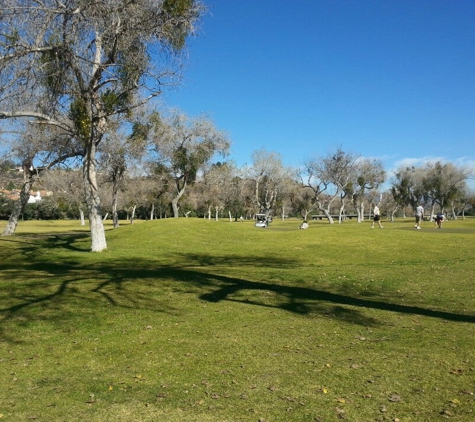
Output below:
[255,214,271,228]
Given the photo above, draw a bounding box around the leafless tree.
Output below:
[1,124,82,235]
[300,149,360,224]
[42,168,87,224]
[149,110,230,217]
[247,149,288,218]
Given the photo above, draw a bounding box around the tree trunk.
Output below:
[171,180,186,218]
[79,208,86,226]
[359,201,365,223]
[130,205,136,224]
[451,205,457,220]
[315,198,334,224]
[83,146,107,252]
[391,206,398,222]
[338,203,345,223]
[2,168,33,236]
[112,180,120,228]
[171,195,180,217]
[228,210,232,222]
[150,204,155,220]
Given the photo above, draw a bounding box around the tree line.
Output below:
[2,144,474,225]
[1,1,473,251]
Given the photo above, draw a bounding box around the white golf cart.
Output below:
[254,214,271,228]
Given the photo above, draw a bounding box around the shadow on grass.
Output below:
[1,246,474,343]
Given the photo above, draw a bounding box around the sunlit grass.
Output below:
[1,217,475,421]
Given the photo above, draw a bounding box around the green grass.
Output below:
[1,217,475,421]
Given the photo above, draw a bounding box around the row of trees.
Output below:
[1,1,473,251]
[2,143,474,226]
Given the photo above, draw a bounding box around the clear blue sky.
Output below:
[162,0,475,181]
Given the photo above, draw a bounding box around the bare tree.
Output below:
[320,148,359,223]
[0,1,205,251]
[299,149,355,224]
[248,149,288,218]
[100,118,148,228]
[42,168,87,224]
[150,111,230,218]
[1,124,82,235]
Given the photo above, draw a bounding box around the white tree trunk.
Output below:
[112,179,120,228]
[83,149,107,252]
[2,173,32,236]
[130,205,137,224]
[79,208,86,226]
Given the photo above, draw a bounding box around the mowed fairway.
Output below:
[1,217,474,421]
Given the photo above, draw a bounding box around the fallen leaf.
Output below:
[85,394,96,403]
[388,393,401,402]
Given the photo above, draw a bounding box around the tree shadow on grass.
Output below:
[1,248,475,343]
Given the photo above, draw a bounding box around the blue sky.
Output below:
[162,0,475,182]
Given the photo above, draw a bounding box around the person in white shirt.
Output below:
[415,203,424,229]
[372,203,383,229]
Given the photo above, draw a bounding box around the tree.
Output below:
[349,158,386,223]
[390,166,425,219]
[1,124,81,235]
[100,118,148,228]
[150,111,230,218]
[42,168,87,223]
[0,0,205,251]
[320,148,359,223]
[248,149,288,217]
[422,161,472,219]
[299,149,359,224]
[200,161,244,221]
[288,183,315,221]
